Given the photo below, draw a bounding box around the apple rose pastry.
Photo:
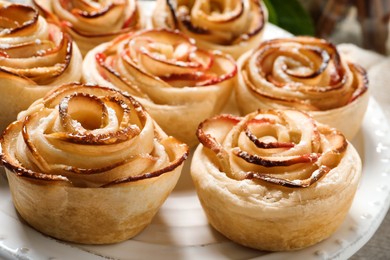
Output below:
[151,0,267,59]
[33,0,142,56]
[236,37,369,140]
[191,109,362,251]
[83,29,237,146]
[0,1,82,132]
[0,83,188,244]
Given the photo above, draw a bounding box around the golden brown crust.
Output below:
[1,83,188,244]
[0,0,82,132]
[6,167,181,244]
[151,0,268,59]
[191,109,362,250]
[33,0,143,56]
[83,29,237,147]
[236,36,369,139]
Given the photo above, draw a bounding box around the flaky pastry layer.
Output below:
[191,109,362,250]
[151,0,267,59]
[83,29,237,146]
[1,83,188,244]
[0,0,82,131]
[236,37,369,139]
[33,0,143,56]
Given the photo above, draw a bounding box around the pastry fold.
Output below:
[152,0,267,59]
[191,109,362,251]
[0,0,82,131]
[33,0,143,56]
[1,83,188,244]
[83,29,237,146]
[236,37,369,139]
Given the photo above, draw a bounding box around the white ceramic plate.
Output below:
[1,97,390,260]
[2,1,390,260]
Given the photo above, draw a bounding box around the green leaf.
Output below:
[263,0,278,25]
[263,0,315,36]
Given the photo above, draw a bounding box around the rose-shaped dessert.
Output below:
[151,0,267,59]
[0,0,82,132]
[0,83,188,244]
[236,36,369,139]
[83,29,237,146]
[191,109,362,251]
[33,0,142,56]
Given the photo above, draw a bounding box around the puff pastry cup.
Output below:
[83,29,237,147]
[33,0,143,56]
[236,37,369,140]
[0,83,188,244]
[0,0,82,132]
[151,0,267,59]
[191,109,362,251]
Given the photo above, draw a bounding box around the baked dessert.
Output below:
[151,0,267,59]
[236,36,369,140]
[83,29,237,147]
[0,0,82,132]
[33,0,143,56]
[191,109,362,251]
[0,83,188,244]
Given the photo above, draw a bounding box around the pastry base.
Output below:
[191,144,362,251]
[6,165,182,245]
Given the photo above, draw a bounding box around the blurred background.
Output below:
[265,0,390,55]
